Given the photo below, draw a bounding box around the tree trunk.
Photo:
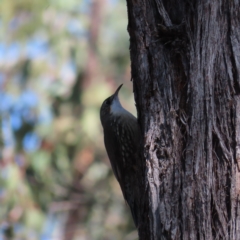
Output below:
[126,0,240,239]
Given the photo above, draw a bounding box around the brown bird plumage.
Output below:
[100,84,140,227]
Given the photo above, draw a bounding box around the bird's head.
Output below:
[100,84,124,124]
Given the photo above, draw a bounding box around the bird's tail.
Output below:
[128,201,138,227]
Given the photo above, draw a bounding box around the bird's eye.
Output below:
[105,98,111,105]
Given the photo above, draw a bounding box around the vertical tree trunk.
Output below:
[63,1,104,238]
[126,0,240,239]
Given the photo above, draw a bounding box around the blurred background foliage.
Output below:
[0,0,138,239]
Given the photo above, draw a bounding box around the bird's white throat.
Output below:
[110,97,128,115]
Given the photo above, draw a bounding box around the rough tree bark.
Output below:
[126,0,240,239]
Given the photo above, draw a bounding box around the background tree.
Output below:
[0,0,138,239]
[126,0,240,239]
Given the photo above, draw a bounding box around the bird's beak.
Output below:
[113,84,123,98]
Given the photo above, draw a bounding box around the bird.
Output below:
[100,84,141,227]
